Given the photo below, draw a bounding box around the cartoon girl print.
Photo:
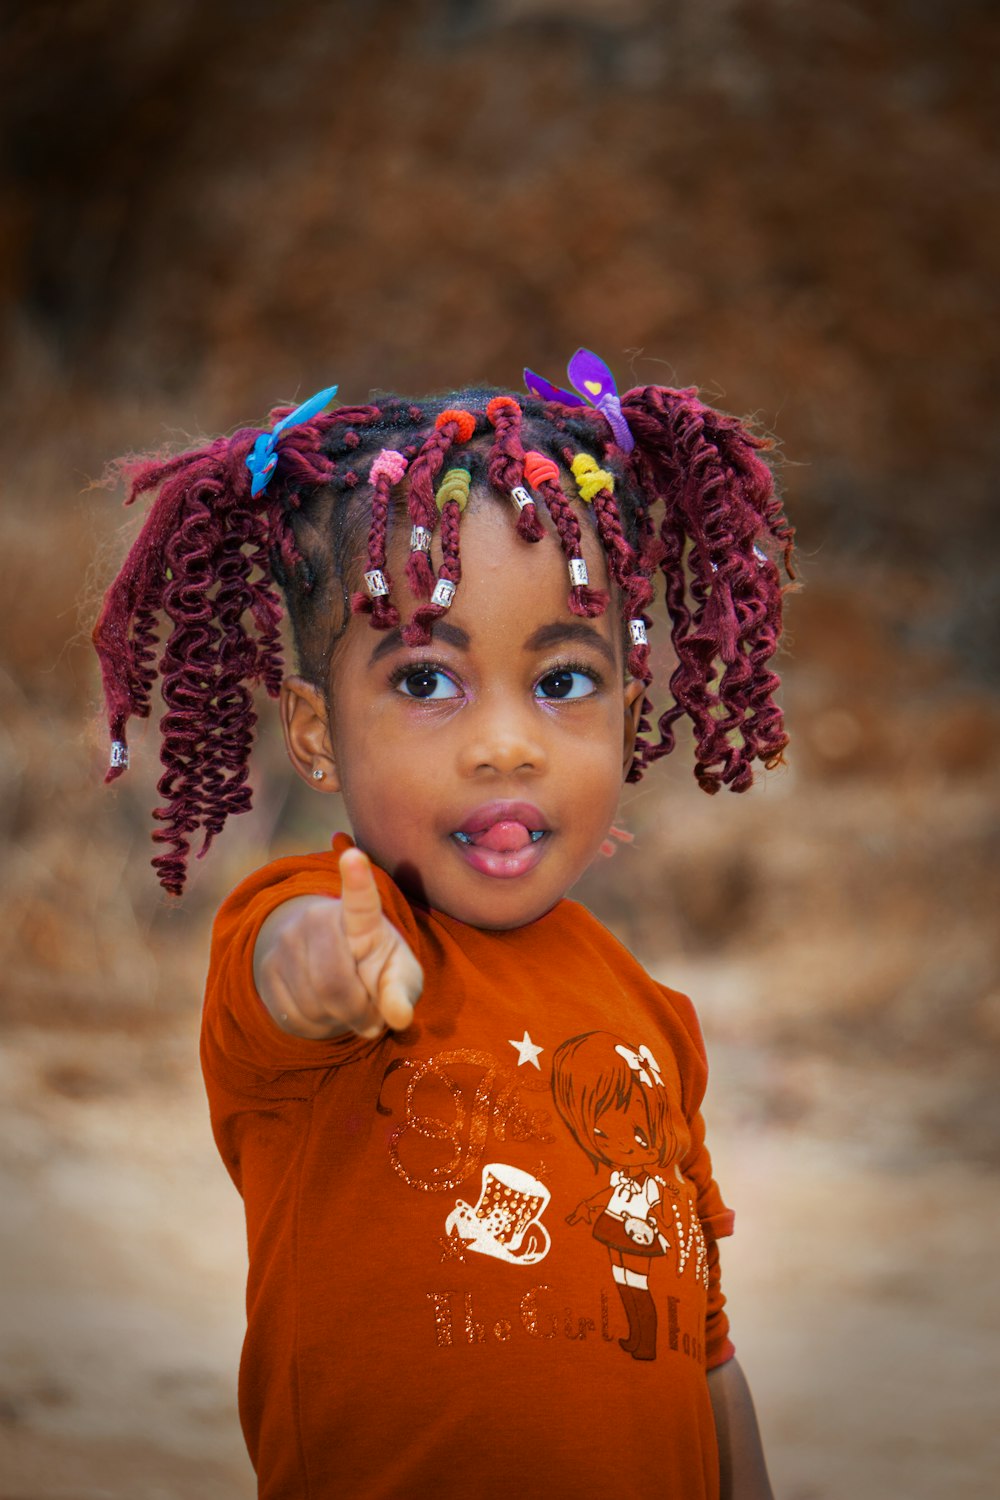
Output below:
[551,1032,684,1362]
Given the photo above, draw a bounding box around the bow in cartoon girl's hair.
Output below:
[614,1043,664,1089]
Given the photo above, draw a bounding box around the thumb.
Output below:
[375,941,424,1032]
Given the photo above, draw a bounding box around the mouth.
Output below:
[450,802,551,878]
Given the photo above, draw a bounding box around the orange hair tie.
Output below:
[435,409,477,443]
[523,450,559,488]
[486,396,520,424]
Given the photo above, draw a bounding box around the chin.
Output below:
[452,890,563,932]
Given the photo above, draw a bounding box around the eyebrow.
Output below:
[367,621,470,667]
[522,621,618,668]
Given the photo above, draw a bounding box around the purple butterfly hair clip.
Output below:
[523,348,635,454]
[246,384,339,497]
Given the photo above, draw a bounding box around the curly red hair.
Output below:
[93,379,795,892]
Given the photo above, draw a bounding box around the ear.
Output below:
[622,677,646,777]
[280,677,342,792]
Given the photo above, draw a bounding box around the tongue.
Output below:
[472,820,532,852]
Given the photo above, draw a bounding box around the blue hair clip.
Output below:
[246,384,339,497]
[523,349,635,454]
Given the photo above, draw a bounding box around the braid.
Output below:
[523,451,609,618]
[403,464,469,645]
[565,446,654,681]
[350,449,408,630]
[405,409,476,596]
[487,395,544,542]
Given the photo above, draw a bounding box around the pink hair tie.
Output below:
[370,449,408,485]
[523,450,559,488]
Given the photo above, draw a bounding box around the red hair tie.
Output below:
[486,396,520,424]
[435,409,477,444]
[524,450,559,488]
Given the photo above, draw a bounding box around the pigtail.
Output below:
[622,384,794,790]
[93,433,289,893]
[486,395,545,542]
[523,450,609,618]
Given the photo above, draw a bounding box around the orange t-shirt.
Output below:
[202,834,735,1499]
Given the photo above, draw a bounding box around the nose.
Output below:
[457,695,548,778]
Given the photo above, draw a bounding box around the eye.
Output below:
[394,666,461,700]
[633,1127,650,1149]
[534,667,598,700]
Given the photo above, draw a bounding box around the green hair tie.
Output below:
[435,467,472,511]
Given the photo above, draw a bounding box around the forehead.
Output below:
[595,1081,644,1116]
[384,485,615,627]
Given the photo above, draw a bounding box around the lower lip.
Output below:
[450,833,549,880]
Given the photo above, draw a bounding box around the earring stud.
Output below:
[311,768,325,781]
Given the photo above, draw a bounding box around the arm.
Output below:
[566,1183,615,1224]
[707,1357,774,1500]
[252,847,423,1040]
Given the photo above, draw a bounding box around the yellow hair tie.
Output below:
[570,452,614,503]
[435,467,471,511]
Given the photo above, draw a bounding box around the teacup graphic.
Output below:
[445,1162,551,1265]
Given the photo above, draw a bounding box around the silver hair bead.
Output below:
[431,578,456,609]
[364,568,389,598]
[109,740,129,770]
[410,526,432,553]
[510,486,532,512]
[628,619,648,647]
[568,558,589,587]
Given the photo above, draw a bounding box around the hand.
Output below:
[253,848,424,1040]
[566,1200,594,1227]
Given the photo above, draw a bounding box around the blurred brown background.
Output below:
[1,1,997,1496]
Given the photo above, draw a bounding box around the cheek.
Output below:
[551,707,621,763]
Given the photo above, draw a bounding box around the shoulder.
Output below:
[552,899,711,1106]
[211,834,422,957]
[213,849,341,924]
[655,984,711,1116]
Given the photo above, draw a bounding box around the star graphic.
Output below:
[438,1229,468,1263]
[509,1030,544,1070]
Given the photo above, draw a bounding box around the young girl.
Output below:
[93,351,791,1499]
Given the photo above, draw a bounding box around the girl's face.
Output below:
[283,496,644,929]
[592,1092,662,1170]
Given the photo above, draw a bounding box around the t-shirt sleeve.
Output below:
[658,982,736,1369]
[201,840,424,1101]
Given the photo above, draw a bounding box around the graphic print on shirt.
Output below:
[551,1030,707,1362]
[444,1161,551,1264]
[376,1048,555,1194]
